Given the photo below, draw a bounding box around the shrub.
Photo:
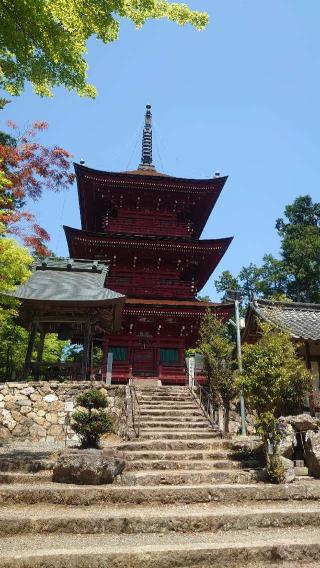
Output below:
[72,388,113,448]
[198,310,238,432]
[239,322,312,482]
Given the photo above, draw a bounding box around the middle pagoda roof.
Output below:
[64,225,232,293]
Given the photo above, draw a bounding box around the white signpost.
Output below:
[106,352,113,385]
[64,401,74,447]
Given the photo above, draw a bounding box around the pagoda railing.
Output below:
[128,377,141,438]
[106,221,192,238]
[108,280,195,299]
[188,375,223,433]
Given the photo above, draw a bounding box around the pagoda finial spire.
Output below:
[139,104,155,170]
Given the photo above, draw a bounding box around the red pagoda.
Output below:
[64,105,233,384]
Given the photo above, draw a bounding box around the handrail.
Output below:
[188,372,223,433]
[128,377,141,438]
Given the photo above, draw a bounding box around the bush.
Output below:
[267,456,285,484]
[239,322,312,482]
[72,388,113,448]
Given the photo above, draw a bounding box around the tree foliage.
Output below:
[0,0,208,98]
[238,322,311,479]
[0,240,69,379]
[73,388,113,448]
[0,120,74,255]
[215,195,320,305]
[198,310,237,431]
[0,237,31,379]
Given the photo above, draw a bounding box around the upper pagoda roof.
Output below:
[74,162,228,239]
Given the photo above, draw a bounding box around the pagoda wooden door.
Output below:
[132,347,155,377]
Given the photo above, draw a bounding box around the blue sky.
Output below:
[2,1,320,300]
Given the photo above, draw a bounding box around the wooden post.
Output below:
[37,329,46,363]
[22,322,37,381]
[82,322,91,380]
[89,339,94,379]
[305,341,311,369]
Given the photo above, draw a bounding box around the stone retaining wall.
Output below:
[0,382,126,444]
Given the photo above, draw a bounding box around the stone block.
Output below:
[294,466,309,476]
[12,424,29,437]
[20,387,35,396]
[43,394,58,403]
[16,398,32,407]
[304,430,320,478]
[20,406,32,415]
[1,409,16,431]
[30,393,42,402]
[286,414,320,432]
[52,449,125,485]
[46,413,59,424]
[48,424,64,437]
[29,424,47,439]
[0,426,10,441]
[280,457,295,483]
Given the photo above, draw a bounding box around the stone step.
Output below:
[139,421,209,429]
[123,449,233,461]
[0,471,52,485]
[139,402,198,408]
[1,482,319,506]
[0,502,320,536]
[139,399,193,405]
[120,439,230,451]
[0,457,54,473]
[138,395,192,401]
[1,527,320,567]
[125,459,259,471]
[140,410,203,418]
[138,431,219,440]
[117,468,255,485]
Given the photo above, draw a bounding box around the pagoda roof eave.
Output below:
[125,298,234,309]
[74,162,227,185]
[64,225,233,253]
[64,226,233,291]
[74,162,228,237]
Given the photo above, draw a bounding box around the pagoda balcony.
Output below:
[103,212,192,239]
[108,278,196,299]
[109,284,195,299]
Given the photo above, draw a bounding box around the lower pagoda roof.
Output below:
[124,298,233,319]
[64,226,233,292]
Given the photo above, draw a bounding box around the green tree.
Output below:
[0,237,32,379]
[276,196,320,302]
[40,334,68,364]
[239,322,311,481]
[198,310,237,432]
[73,388,113,448]
[215,195,320,305]
[0,1,208,98]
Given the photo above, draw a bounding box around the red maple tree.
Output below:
[0,120,75,255]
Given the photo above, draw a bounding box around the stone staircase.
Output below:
[0,385,320,567]
[118,385,256,485]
